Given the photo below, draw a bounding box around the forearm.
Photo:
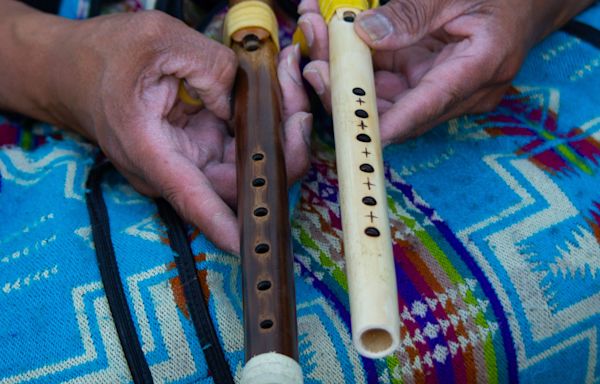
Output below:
[0,1,77,129]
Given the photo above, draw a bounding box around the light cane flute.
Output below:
[224,1,303,382]
[322,1,401,358]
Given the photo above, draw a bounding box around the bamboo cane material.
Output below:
[328,8,401,358]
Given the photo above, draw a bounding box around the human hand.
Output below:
[297,0,593,144]
[44,11,311,253]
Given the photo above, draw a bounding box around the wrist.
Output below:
[0,5,75,127]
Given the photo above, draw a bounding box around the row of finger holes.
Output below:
[252,152,274,330]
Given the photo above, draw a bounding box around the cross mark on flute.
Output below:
[356,98,365,105]
[366,211,378,223]
[358,121,367,130]
[363,178,374,190]
[362,147,371,158]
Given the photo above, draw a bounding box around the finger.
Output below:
[204,162,237,208]
[283,112,313,184]
[374,70,410,102]
[372,42,439,82]
[384,83,508,143]
[378,43,494,144]
[298,0,319,14]
[377,98,394,115]
[354,0,455,50]
[297,13,330,61]
[141,149,240,254]
[303,60,332,112]
[163,29,238,121]
[277,44,309,119]
[112,162,160,197]
[466,84,509,115]
[182,109,228,165]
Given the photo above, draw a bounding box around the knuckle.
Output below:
[162,183,192,219]
[387,0,433,36]
[135,10,172,36]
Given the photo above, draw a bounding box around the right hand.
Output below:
[42,11,311,254]
[297,0,593,144]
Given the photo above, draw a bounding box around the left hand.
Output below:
[296,0,594,144]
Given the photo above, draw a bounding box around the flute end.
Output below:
[241,352,303,384]
[355,327,400,359]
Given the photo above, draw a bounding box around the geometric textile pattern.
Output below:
[1,2,600,384]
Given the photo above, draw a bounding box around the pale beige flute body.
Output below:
[328,8,401,358]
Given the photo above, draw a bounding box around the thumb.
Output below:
[354,0,442,49]
[163,31,238,120]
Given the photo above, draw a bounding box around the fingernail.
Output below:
[303,68,325,95]
[285,48,303,86]
[298,0,310,14]
[298,18,314,47]
[357,12,393,42]
[298,0,310,15]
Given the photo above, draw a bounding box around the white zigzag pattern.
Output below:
[456,88,600,381]
[0,266,197,383]
[0,146,91,200]
[550,226,600,279]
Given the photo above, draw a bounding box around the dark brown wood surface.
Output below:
[230,27,299,361]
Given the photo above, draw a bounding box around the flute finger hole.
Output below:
[365,227,380,237]
[356,134,372,142]
[355,109,369,118]
[254,207,268,217]
[260,319,273,329]
[252,153,264,161]
[257,281,271,291]
[243,34,261,52]
[252,178,266,187]
[255,243,270,254]
[362,196,377,206]
[343,11,356,22]
[360,164,374,173]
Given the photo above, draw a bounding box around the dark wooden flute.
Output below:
[225,1,303,382]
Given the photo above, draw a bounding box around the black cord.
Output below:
[156,199,235,384]
[85,159,154,384]
[562,20,600,50]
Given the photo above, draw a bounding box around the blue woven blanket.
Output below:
[0,2,599,383]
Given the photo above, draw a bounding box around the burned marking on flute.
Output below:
[358,121,367,130]
[366,212,378,223]
[356,98,365,105]
[363,178,374,190]
[362,148,371,158]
